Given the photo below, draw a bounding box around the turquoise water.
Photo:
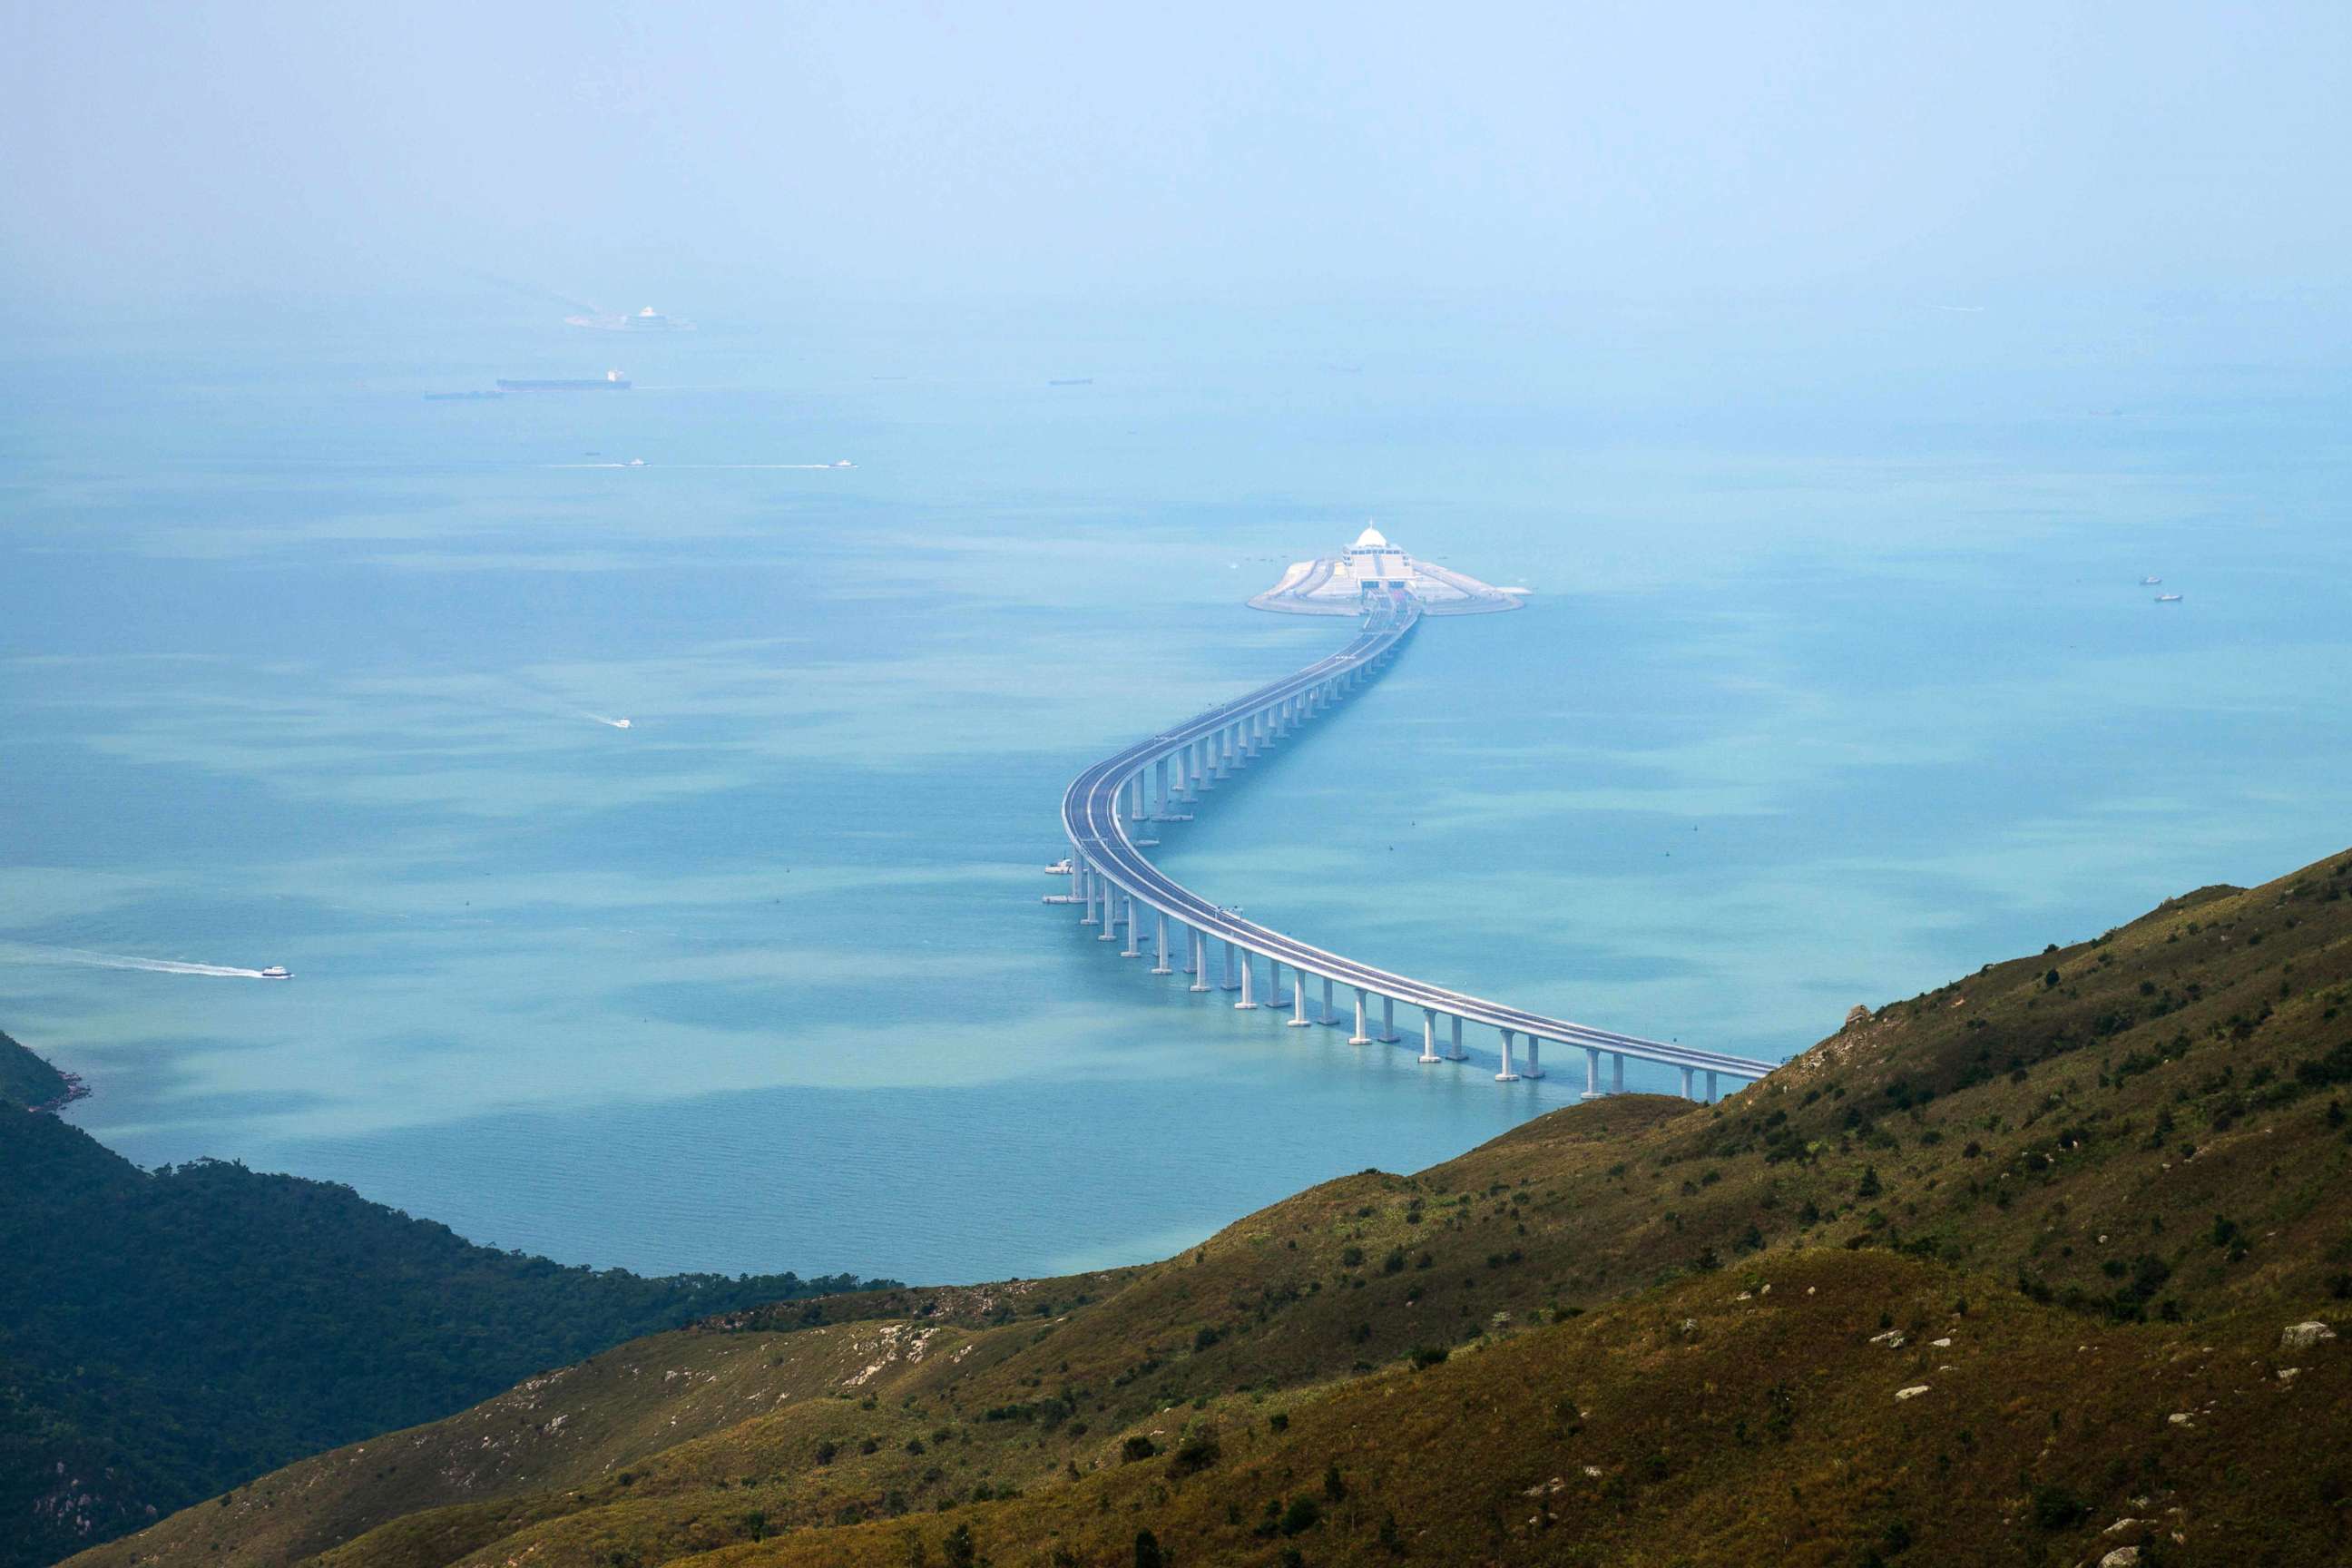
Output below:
[5,298,2348,1283]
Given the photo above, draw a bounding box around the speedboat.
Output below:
[259,965,293,980]
[1045,858,1073,874]
[2155,593,2182,603]
[2141,576,2162,585]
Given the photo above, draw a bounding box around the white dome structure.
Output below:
[1351,524,1389,549]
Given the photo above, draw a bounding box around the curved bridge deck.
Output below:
[1056,598,1776,1098]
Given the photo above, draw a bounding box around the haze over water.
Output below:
[4,293,2347,1284]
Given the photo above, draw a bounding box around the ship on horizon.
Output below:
[565,305,695,331]
[496,369,632,391]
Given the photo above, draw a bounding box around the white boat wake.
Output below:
[0,942,272,979]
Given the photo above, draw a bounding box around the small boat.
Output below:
[2155,593,2183,603]
[2141,576,2162,585]
[1045,858,1073,875]
[259,965,293,981]
[831,459,856,468]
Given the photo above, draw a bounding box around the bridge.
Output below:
[1054,592,1778,1101]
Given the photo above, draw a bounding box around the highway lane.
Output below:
[1059,602,1777,1086]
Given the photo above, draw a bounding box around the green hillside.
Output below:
[68,845,2352,1568]
[0,1028,75,1110]
[0,1070,893,1568]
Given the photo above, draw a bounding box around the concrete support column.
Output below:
[1348,988,1372,1045]
[1289,972,1312,1026]
[1152,913,1172,975]
[1496,1029,1521,1083]
[1704,1070,1720,1102]
[1449,1016,1465,1061]
[1524,1037,1544,1079]
[1153,758,1170,817]
[1583,1046,1602,1100]
[1612,1054,1625,1093]
[1100,887,1120,942]
[1078,862,1097,925]
[1321,975,1336,1025]
[1188,930,1210,993]
[1679,1065,1695,1100]
[1221,941,1238,991]
[1419,1010,1441,1063]
[1379,995,1398,1044]
[1236,953,1258,1009]
[1120,899,1142,956]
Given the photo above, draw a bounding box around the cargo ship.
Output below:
[496,369,632,391]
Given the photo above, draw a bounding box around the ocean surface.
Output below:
[5,294,2348,1284]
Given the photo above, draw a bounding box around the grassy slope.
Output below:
[76,847,2352,1568]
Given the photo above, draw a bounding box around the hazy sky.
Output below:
[5,1,2349,312]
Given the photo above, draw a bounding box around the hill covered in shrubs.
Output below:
[65,845,2352,1567]
[0,1038,892,1568]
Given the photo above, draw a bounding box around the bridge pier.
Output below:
[1419,1009,1441,1063]
[1321,975,1336,1025]
[1289,972,1312,1026]
[1349,988,1373,1046]
[1152,913,1172,975]
[1236,952,1258,1009]
[1220,941,1239,991]
[1449,1016,1465,1061]
[1704,1070,1720,1103]
[1612,1053,1625,1093]
[1524,1036,1544,1079]
[1583,1046,1602,1099]
[1097,884,1117,940]
[1496,1028,1520,1083]
[1153,758,1170,817]
[1120,895,1142,957]
[1679,1065,1694,1100]
[1077,862,1097,925]
[1379,995,1398,1044]
[1189,930,1210,993]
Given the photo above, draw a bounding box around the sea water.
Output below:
[4,294,2347,1283]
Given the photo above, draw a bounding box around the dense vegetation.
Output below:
[61,845,2352,1567]
[0,1029,74,1109]
[0,1045,892,1568]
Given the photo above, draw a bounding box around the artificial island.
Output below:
[1249,525,1525,616]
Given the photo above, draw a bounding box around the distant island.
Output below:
[56,845,2352,1568]
[0,1031,895,1568]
